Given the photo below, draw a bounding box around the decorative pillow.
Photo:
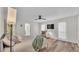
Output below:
[2,37,15,47]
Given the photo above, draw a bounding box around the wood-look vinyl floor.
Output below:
[4,38,79,52]
[40,39,79,52]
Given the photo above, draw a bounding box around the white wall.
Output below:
[0,8,4,38]
[77,15,79,45]
[15,21,40,39]
[30,23,40,39]
[0,8,4,52]
[41,15,78,43]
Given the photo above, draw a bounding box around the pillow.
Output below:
[2,37,15,47]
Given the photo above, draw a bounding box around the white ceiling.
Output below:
[14,7,79,22]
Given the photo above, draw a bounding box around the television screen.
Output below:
[47,24,54,29]
[47,24,51,29]
[51,24,54,29]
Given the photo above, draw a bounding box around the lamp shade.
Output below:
[7,8,16,24]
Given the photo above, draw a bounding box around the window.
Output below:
[58,22,67,39]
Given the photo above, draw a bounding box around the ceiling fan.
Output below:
[34,15,46,20]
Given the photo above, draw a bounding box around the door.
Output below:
[58,22,67,40]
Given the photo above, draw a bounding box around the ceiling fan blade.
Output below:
[42,18,46,20]
[34,19,38,20]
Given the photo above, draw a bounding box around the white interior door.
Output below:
[58,22,67,40]
[41,24,46,31]
[25,23,30,36]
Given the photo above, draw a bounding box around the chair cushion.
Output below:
[2,36,15,47]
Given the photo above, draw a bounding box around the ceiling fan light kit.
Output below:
[33,15,46,23]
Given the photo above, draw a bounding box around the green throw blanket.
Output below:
[32,35,44,51]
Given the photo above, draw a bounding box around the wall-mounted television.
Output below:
[47,24,54,29]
